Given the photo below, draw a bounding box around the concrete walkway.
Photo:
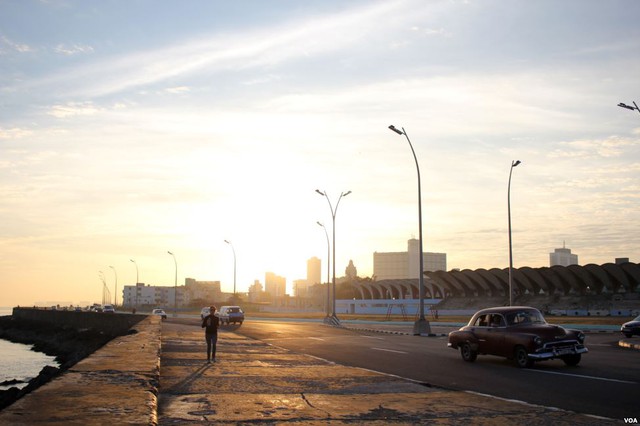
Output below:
[157,322,613,425]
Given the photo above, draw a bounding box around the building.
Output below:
[374,238,447,280]
[550,243,578,266]
[307,257,322,285]
[184,278,222,304]
[122,283,185,308]
[265,272,286,299]
[345,260,357,280]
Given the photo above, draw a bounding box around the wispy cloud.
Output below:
[54,43,94,56]
[0,35,33,54]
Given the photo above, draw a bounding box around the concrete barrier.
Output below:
[12,307,146,336]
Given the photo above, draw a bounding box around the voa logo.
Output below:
[624,418,638,424]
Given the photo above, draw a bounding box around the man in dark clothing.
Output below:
[201,305,219,363]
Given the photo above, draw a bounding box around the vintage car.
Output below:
[448,306,588,368]
[621,315,640,338]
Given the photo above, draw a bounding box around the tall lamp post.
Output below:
[167,251,177,316]
[130,259,139,309]
[315,189,351,324]
[317,221,331,318]
[507,160,521,306]
[109,265,118,307]
[388,125,431,335]
[618,101,640,115]
[224,240,237,295]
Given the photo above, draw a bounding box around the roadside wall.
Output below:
[12,307,146,335]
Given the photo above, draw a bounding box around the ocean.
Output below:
[0,307,59,391]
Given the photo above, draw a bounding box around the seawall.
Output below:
[12,307,146,335]
[0,309,162,425]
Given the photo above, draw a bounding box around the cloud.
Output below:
[46,101,102,118]
[0,127,33,140]
[0,35,32,54]
[21,1,408,98]
[54,43,94,55]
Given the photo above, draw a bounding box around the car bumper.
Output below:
[529,344,588,360]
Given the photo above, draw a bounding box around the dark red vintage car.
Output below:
[448,306,588,368]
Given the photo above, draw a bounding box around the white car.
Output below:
[200,307,210,320]
[102,304,115,313]
[152,308,167,320]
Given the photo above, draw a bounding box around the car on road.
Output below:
[200,307,210,320]
[621,315,640,338]
[218,306,244,325]
[102,304,115,313]
[448,306,588,368]
[152,308,167,320]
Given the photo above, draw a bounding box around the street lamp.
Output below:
[167,251,177,316]
[315,189,351,325]
[507,160,521,306]
[618,101,639,115]
[224,240,237,295]
[317,221,331,318]
[130,259,139,308]
[388,125,431,335]
[109,266,118,307]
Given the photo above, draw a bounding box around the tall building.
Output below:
[373,238,447,280]
[265,272,286,298]
[345,259,357,280]
[307,257,321,285]
[550,243,578,266]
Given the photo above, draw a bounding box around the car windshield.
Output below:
[505,309,546,326]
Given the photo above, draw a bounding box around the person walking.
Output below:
[201,305,220,363]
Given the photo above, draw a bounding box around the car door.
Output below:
[473,313,506,355]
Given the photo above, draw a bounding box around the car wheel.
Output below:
[460,342,477,362]
[561,354,581,366]
[513,346,533,368]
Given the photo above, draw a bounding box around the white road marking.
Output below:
[528,369,637,384]
[371,347,408,354]
[360,336,384,340]
[308,337,325,341]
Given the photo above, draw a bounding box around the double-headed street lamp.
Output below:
[315,189,351,324]
[109,265,118,307]
[618,101,639,115]
[507,160,521,306]
[316,221,331,318]
[388,125,430,335]
[224,240,237,295]
[167,251,177,316]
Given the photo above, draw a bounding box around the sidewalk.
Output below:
[157,322,611,425]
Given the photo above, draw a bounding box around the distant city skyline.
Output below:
[1,1,639,306]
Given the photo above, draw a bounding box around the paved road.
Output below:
[234,319,639,420]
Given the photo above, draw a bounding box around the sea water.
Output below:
[0,307,59,390]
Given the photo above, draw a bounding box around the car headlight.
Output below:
[534,337,542,346]
[577,332,585,343]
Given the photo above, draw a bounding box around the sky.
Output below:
[1,0,639,306]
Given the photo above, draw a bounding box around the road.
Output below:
[232,319,639,420]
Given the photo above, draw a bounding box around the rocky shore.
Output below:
[0,314,119,410]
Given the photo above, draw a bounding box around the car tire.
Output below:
[460,342,477,362]
[513,346,533,368]
[561,354,581,366]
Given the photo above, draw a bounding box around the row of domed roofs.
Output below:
[352,262,639,300]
